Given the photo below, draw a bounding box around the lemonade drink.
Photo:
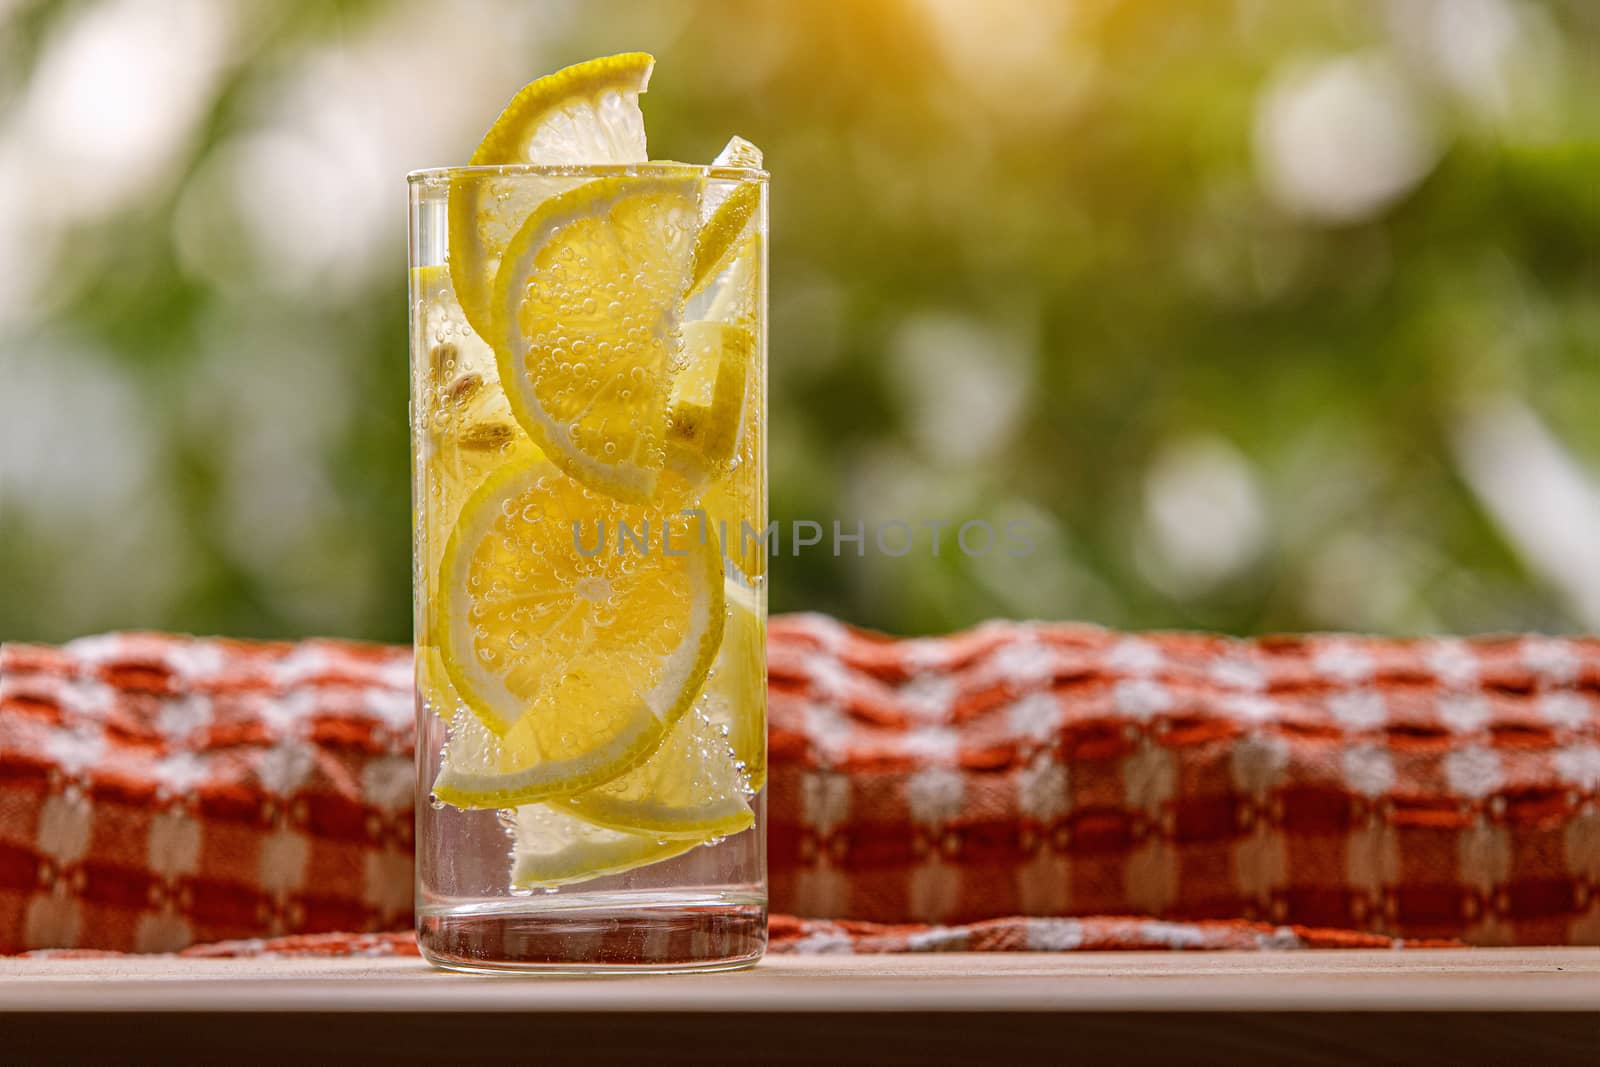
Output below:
[409,55,767,972]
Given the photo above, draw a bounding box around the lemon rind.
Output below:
[666,321,752,483]
[553,793,754,840]
[687,181,761,299]
[470,53,654,167]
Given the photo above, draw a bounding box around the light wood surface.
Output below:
[0,949,1597,1013]
[4,951,1597,1064]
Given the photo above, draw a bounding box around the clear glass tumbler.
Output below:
[409,164,767,972]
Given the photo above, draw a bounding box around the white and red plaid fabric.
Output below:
[0,635,414,953]
[769,615,1600,945]
[2,618,1598,954]
[13,914,1439,960]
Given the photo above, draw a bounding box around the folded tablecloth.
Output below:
[15,914,1445,959]
[2,619,1596,954]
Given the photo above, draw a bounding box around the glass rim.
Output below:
[407,162,768,183]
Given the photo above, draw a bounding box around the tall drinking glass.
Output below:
[408,164,767,972]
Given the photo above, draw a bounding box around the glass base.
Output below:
[416,890,767,974]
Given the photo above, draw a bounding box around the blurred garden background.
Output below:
[0,0,1596,644]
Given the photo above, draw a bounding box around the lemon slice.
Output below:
[552,704,755,839]
[489,176,701,504]
[688,185,760,298]
[686,136,763,298]
[690,233,765,580]
[448,52,654,338]
[416,643,456,717]
[510,805,706,888]
[411,264,529,489]
[551,576,764,836]
[701,230,762,329]
[413,264,536,719]
[705,577,766,790]
[666,320,751,482]
[430,456,724,807]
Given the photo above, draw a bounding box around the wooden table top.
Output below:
[1,949,1597,1012]
[5,950,1598,1064]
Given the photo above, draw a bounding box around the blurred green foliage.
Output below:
[0,0,1596,643]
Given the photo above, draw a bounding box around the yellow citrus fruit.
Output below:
[688,182,761,298]
[688,133,764,301]
[412,264,538,718]
[691,233,764,580]
[552,701,754,840]
[448,52,654,339]
[411,264,532,495]
[665,320,752,483]
[549,577,764,841]
[509,805,709,888]
[429,455,724,807]
[488,176,702,504]
[705,577,766,791]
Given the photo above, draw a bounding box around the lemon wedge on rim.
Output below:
[448,52,654,339]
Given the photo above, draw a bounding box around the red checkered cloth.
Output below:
[12,914,1440,959]
[769,615,1600,944]
[0,635,414,953]
[2,619,1597,955]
